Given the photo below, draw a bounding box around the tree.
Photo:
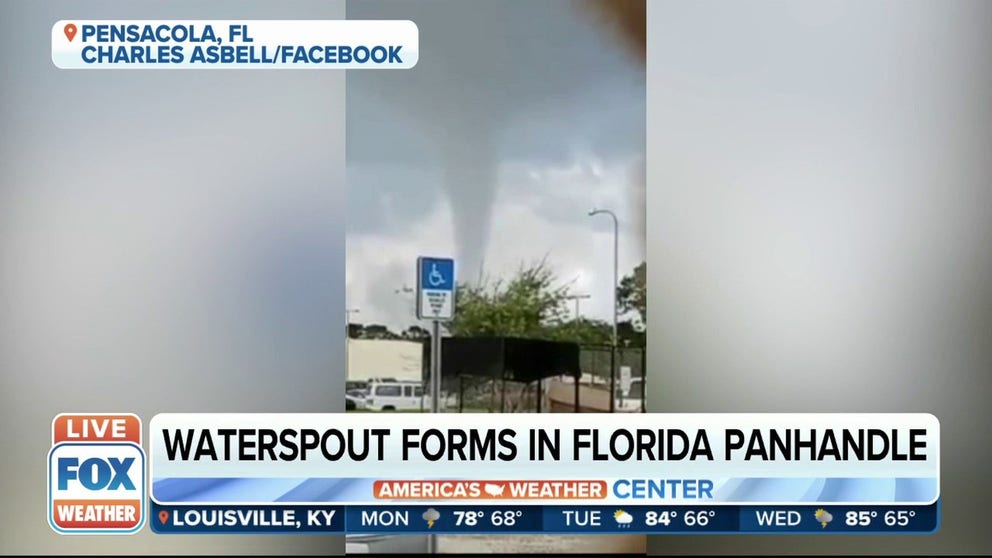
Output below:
[347,322,363,338]
[617,261,646,327]
[617,320,645,348]
[353,324,400,340]
[446,257,577,340]
[441,258,649,347]
[547,317,612,345]
[401,325,430,340]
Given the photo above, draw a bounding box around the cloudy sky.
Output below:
[345,0,645,331]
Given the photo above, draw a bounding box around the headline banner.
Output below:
[51,20,419,69]
[149,413,940,507]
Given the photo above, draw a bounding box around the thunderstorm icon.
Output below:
[423,508,440,528]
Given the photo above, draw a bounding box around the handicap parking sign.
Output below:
[416,257,456,320]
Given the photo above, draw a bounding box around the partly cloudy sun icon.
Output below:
[614,510,633,526]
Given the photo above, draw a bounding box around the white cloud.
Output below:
[346,156,643,331]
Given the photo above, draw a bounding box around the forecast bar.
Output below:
[149,502,939,535]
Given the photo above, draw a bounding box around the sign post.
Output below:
[415,256,456,413]
[416,256,455,555]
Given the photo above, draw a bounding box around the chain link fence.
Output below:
[580,344,645,383]
[446,344,646,413]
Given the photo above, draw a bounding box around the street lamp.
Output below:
[345,308,360,380]
[588,208,619,412]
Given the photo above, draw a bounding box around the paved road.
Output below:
[438,534,646,554]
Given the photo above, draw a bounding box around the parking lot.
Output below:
[438,534,646,554]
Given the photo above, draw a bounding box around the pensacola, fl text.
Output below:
[79,44,404,65]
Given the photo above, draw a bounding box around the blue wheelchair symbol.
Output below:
[419,257,454,291]
[428,264,445,287]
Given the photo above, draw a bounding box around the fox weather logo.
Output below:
[47,413,146,534]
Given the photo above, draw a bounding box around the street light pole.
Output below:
[589,208,619,412]
[345,308,360,381]
[565,293,591,333]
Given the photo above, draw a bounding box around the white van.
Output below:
[362,380,429,411]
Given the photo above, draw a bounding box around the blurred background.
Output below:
[647,0,992,554]
[0,1,346,554]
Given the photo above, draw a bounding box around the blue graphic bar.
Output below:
[149,501,939,535]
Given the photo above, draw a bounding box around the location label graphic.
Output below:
[63,23,77,42]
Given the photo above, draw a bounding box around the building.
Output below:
[346,338,424,382]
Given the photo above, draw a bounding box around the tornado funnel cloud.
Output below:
[346,0,646,293]
[440,126,496,284]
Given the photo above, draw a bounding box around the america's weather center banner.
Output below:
[47,413,940,535]
[51,20,418,69]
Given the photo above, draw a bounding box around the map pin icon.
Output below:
[159,510,170,524]
[64,24,77,42]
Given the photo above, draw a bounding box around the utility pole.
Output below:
[395,285,417,337]
[565,293,591,334]
[345,308,360,380]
